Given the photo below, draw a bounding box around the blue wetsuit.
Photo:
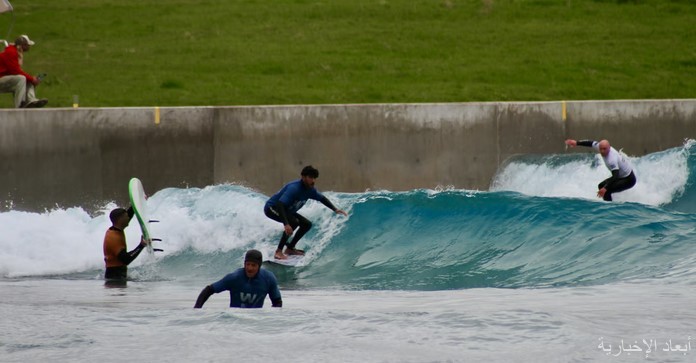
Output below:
[264,179,337,251]
[209,268,282,308]
[265,179,328,214]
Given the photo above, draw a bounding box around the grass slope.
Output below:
[2,0,694,107]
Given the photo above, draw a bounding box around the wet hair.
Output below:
[109,208,128,224]
[301,165,319,178]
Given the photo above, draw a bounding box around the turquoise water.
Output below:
[1,141,695,362]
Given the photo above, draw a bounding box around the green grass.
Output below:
[2,0,695,107]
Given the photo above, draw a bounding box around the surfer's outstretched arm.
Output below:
[193,285,214,308]
[319,196,348,216]
[565,139,596,148]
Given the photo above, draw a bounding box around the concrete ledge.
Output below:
[1,100,695,211]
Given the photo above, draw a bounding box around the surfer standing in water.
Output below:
[565,139,637,201]
[103,207,149,282]
[264,165,348,260]
[193,249,282,308]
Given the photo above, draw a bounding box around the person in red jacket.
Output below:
[0,35,48,108]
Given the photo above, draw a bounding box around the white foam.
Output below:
[148,185,350,262]
[491,143,691,206]
[0,185,352,277]
[146,185,276,254]
[0,207,107,277]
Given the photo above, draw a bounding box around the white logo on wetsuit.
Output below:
[240,292,259,307]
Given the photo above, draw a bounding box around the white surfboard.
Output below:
[128,177,153,254]
[266,255,305,267]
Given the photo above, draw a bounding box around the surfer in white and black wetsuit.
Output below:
[103,207,149,281]
[565,139,637,201]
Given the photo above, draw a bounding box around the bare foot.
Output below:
[274,251,287,260]
[285,248,305,256]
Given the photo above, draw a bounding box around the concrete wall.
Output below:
[1,100,695,211]
[0,107,214,211]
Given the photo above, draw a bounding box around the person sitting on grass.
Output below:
[0,35,48,108]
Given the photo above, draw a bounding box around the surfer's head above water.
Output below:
[598,139,611,157]
[109,208,128,225]
[245,249,263,265]
[301,165,319,178]
[300,165,319,188]
[243,249,263,278]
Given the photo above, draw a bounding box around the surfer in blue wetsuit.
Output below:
[193,249,282,308]
[264,165,348,260]
[565,139,637,201]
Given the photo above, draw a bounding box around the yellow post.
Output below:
[561,100,567,122]
[155,106,160,125]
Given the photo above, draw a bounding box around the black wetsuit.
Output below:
[104,241,146,280]
[597,171,637,201]
[577,140,637,201]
